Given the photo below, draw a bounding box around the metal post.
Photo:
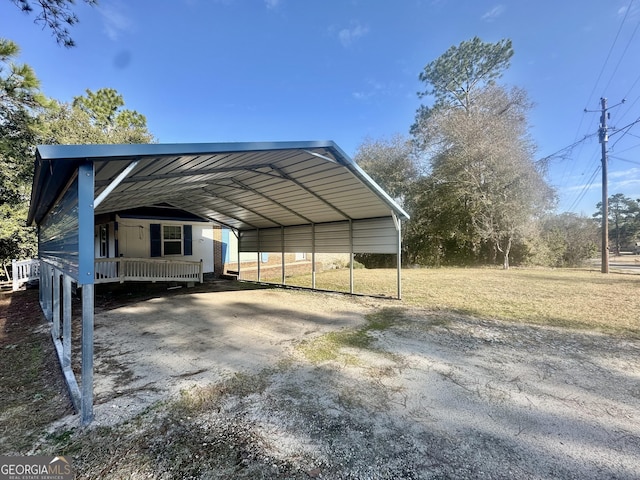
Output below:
[63,275,72,368]
[257,228,261,282]
[600,97,609,274]
[77,161,95,424]
[236,230,241,279]
[311,223,316,290]
[281,226,286,285]
[349,220,354,294]
[52,269,60,340]
[81,284,94,425]
[396,215,402,300]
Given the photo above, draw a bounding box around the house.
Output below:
[93,204,318,281]
[94,204,215,274]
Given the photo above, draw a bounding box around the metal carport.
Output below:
[27,140,409,424]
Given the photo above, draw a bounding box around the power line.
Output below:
[566,165,601,213]
[618,92,640,124]
[584,0,635,108]
[609,116,640,149]
[614,142,640,154]
[610,155,640,166]
[565,0,636,191]
[602,13,640,94]
[538,132,598,164]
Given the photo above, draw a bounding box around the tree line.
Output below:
[354,37,620,269]
[0,51,153,268]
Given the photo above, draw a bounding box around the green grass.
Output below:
[283,267,640,336]
[297,307,406,363]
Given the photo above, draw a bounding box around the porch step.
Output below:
[221,270,238,280]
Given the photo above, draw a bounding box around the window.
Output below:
[150,224,192,257]
[163,225,182,255]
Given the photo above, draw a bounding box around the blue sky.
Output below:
[2,0,640,215]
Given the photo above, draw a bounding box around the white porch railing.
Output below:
[12,259,41,291]
[94,257,203,284]
[12,257,203,290]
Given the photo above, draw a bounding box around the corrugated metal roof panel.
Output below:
[29,141,409,231]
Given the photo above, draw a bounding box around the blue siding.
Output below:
[39,178,80,279]
[77,162,95,284]
[38,164,96,283]
[222,229,229,263]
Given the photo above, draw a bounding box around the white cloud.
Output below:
[481,5,505,22]
[609,167,640,179]
[265,0,281,9]
[609,168,640,194]
[337,22,369,47]
[617,2,640,20]
[353,78,384,101]
[564,182,600,193]
[99,3,133,41]
[352,78,407,103]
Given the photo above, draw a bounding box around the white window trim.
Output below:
[163,224,183,256]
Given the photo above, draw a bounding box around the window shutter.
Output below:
[150,223,161,257]
[183,225,193,256]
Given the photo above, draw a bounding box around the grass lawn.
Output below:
[275,267,640,337]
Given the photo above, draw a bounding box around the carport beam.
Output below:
[94,159,139,209]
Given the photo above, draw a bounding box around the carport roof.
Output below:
[28,141,409,229]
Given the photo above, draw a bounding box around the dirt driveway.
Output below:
[54,284,640,479]
[88,286,371,422]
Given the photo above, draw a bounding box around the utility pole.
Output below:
[599,97,609,274]
[585,98,624,273]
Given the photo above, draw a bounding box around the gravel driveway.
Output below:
[54,286,640,479]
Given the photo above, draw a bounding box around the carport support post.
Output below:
[311,224,316,290]
[236,230,240,279]
[281,226,285,285]
[78,161,95,425]
[81,285,94,425]
[52,268,60,340]
[257,228,261,282]
[349,220,354,294]
[393,212,402,300]
[257,251,261,281]
[62,275,72,368]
